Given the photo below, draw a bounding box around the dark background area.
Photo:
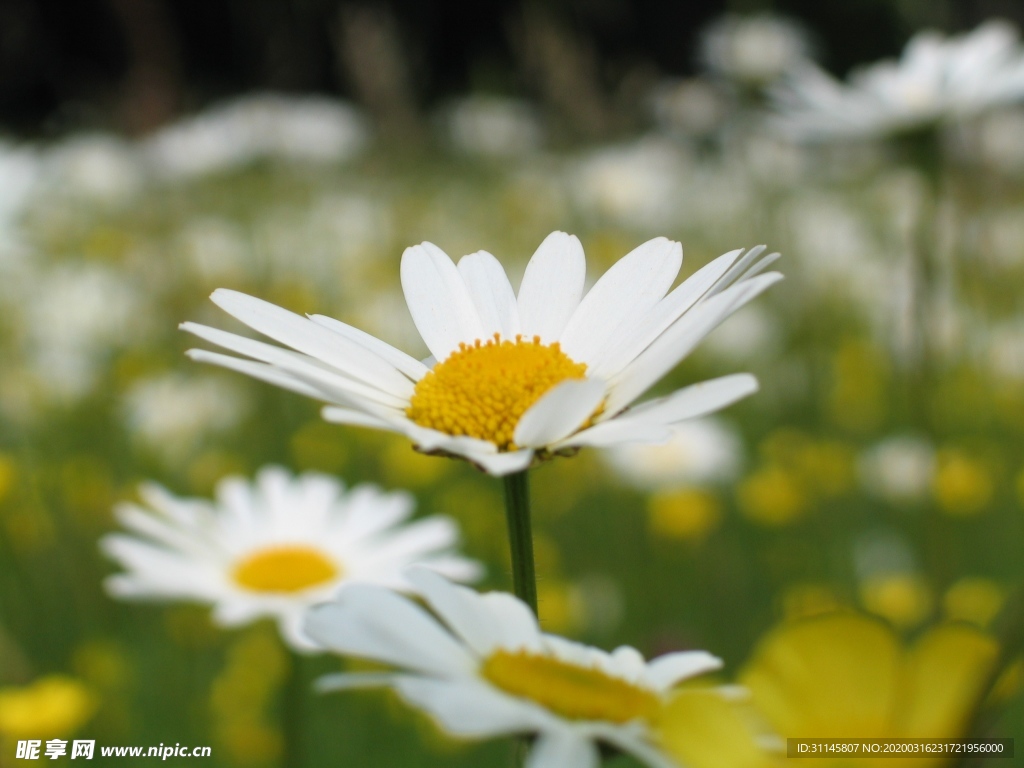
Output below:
[2,0,1024,137]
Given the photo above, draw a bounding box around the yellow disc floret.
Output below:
[232,546,340,593]
[480,649,661,724]
[407,334,588,450]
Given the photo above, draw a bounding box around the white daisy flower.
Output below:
[181,232,781,476]
[100,466,480,652]
[773,20,1024,141]
[307,568,722,768]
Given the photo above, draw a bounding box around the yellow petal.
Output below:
[897,624,998,737]
[657,688,776,768]
[740,614,900,737]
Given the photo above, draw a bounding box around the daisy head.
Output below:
[306,568,722,768]
[182,232,781,476]
[100,466,480,652]
[772,20,1024,142]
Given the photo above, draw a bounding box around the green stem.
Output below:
[283,650,305,768]
[952,584,1024,768]
[502,470,538,616]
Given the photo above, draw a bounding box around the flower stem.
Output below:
[283,650,305,768]
[502,470,538,616]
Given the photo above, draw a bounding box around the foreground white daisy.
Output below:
[182,232,781,476]
[101,466,479,651]
[773,20,1024,141]
[307,568,722,768]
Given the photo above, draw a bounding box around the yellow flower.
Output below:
[0,676,95,740]
[738,465,808,526]
[657,614,1000,768]
[648,488,722,541]
[932,450,992,517]
[943,578,1005,627]
[859,573,933,629]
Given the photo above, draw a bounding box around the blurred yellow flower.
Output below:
[859,573,933,629]
[648,488,722,541]
[0,453,15,503]
[658,614,1000,768]
[943,577,1005,627]
[781,583,843,621]
[932,450,993,517]
[827,341,888,433]
[536,579,583,636]
[0,676,95,741]
[738,465,808,526]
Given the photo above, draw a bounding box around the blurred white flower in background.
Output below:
[144,94,370,180]
[773,20,1024,141]
[650,78,729,139]
[43,135,143,206]
[0,142,41,248]
[701,13,813,87]
[102,467,480,651]
[573,139,687,230]
[604,418,742,490]
[178,217,251,284]
[959,106,1024,173]
[20,263,147,401]
[122,373,249,462]
[700,304,781,364]
[859,435,936,504]
[443,96,543,157]
[984,321,1024,382]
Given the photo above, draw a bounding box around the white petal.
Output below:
[182,323,408,410]
[606,374,759,428]
[513,379,607,448]
[187,349,327,400]
[308,314,429,381]
[527,731,599,768]
[321,406,398,431]
[401,242,484,362]
[314,672,400,692]
[559,237,682,366]
[605,272,782,413]
[406,567,501,657]
[208,290,415,398]
[359,516,461,565]
[458,250,521,340]
[462,449,535,477]
[588,248,742,379]
[645,651,723,690]
[595,728,679,768]
[304,585,475,677]
[702,245,768,299]
[517,232,586,343]
[395,678,547,737]
[553,419,672,450]
[481,592,544,652]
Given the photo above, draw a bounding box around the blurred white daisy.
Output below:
[859,435,936,504]
[701,13,812,87]
[144,94,369,180]
[101,467,480,652]
[182,231,781,476]
[773,20,1024,141]
[603,418,742,490]
[307,568,721,768]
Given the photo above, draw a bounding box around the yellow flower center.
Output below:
[406,334,588,450]
[480,649,661,724]
[232,546,340,593]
